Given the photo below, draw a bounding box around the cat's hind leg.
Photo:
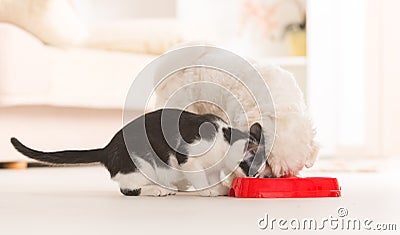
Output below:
[113,172,150,196]
[113,172,177,196]
[120,188,142,196]
[121,186,176,196]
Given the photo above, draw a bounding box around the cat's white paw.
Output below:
[141,186,176,197]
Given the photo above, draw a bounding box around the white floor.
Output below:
[0,165,399,235]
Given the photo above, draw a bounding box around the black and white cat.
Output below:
[11,108,266,196]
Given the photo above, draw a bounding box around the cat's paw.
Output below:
[141,186,176,197]
[156,189,176,197]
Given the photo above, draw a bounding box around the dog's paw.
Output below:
[198,188,226,197]
[198,189,219,197]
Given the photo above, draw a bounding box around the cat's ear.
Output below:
[250,122,263,143]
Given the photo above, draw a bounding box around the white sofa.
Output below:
[0,23,160,109]
[0,23,165,162]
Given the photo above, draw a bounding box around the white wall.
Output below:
[382,0,400,157]
[176,0,240,42]
[307,0,367,156]
[308,0,400,158]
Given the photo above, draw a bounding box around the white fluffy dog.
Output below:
[152,56,318,178]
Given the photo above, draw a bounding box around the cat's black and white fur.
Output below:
[11,108,265,196]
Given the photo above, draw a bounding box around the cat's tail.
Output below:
[10,137,105,165]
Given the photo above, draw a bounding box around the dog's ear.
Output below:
[250,122,263,143]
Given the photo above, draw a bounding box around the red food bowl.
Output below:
[229,177,341,198]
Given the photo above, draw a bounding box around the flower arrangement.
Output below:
[238,0,306,56]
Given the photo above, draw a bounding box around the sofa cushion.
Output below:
[0,23,156,109]
[0,0,88,45]
[0,0,182,55]
[83,19,182,55]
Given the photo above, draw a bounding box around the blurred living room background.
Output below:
[0,0,399,169]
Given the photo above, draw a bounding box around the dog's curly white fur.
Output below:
[152,62,318,178]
